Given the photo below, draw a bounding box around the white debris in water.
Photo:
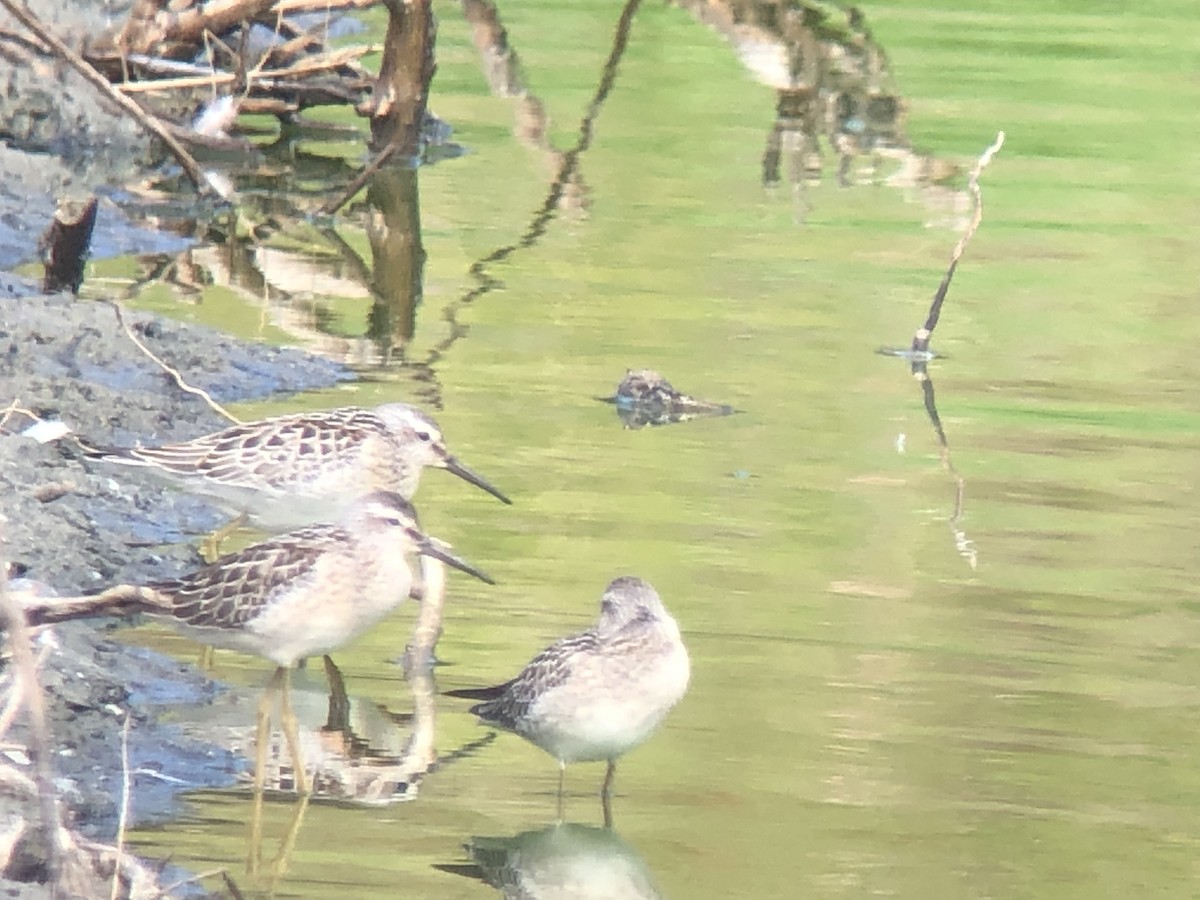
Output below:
[21,418,70,443]
[204,169,237,201]
[192,95,237,137]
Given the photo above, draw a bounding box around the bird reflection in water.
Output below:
[437,822,663,900]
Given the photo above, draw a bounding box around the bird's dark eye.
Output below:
[416,431,432,442]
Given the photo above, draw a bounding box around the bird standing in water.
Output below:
[449,576,689,823]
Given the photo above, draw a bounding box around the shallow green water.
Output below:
[122,0,1200,896]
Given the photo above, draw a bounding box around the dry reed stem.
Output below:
[0,556,65,889]
[159,866,237,896]
[0,399,39,433]
[0,625,53,742]
[109,711,131,900]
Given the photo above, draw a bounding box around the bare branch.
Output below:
[0,0,220,196]
[109,712,131,900]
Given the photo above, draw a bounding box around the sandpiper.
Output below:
[449,576,689,818]
[22,489,493,794]
[599,369,735,429]
[80,402,512,533]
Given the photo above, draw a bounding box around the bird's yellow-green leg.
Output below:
[198,512,248,671]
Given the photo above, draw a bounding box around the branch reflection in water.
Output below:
[106,0,643,413]
[905,355,976,570]
[876,134,1002,569]
[431,0,646,373]
[243,650,493,887]
[437,822,663,900]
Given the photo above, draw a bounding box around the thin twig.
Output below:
[912,131,1005,354]
[104,301,242,425]
[0,0,219,196]
[160,867,237,895]
[0,624,53,742]
[222,869,249,900]
[320,139,403,215]
[272,0,375,13]
[109,711,132,900]
[0,679,25,742]
[0,399,37,432]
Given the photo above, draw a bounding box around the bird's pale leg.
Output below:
[404,556,446,672]
[201,511,248,563]
[248,785,265,875]
[197,512,248,672]
[278,668,309,794]
[266,792,311,890]
[249,667,284,875]
[198,645,216,670]
[601,760,616,828]
[254,667,285,795]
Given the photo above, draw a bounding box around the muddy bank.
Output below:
[0,281,348,587]
[0,282,352,897]
[0,4,363,891]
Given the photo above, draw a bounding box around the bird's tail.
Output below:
[446,680,518,723]
[72,436,140,465]
[444,683,509,702]
[20,585,167,627]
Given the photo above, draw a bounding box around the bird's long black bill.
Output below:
[419,540,496,585]
[444,455,512,505]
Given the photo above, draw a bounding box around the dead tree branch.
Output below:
[0,0,219,196]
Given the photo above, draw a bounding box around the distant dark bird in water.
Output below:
[598,369,737,429]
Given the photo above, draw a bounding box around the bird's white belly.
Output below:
[175,552,415,667]
[529,644,690,764]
